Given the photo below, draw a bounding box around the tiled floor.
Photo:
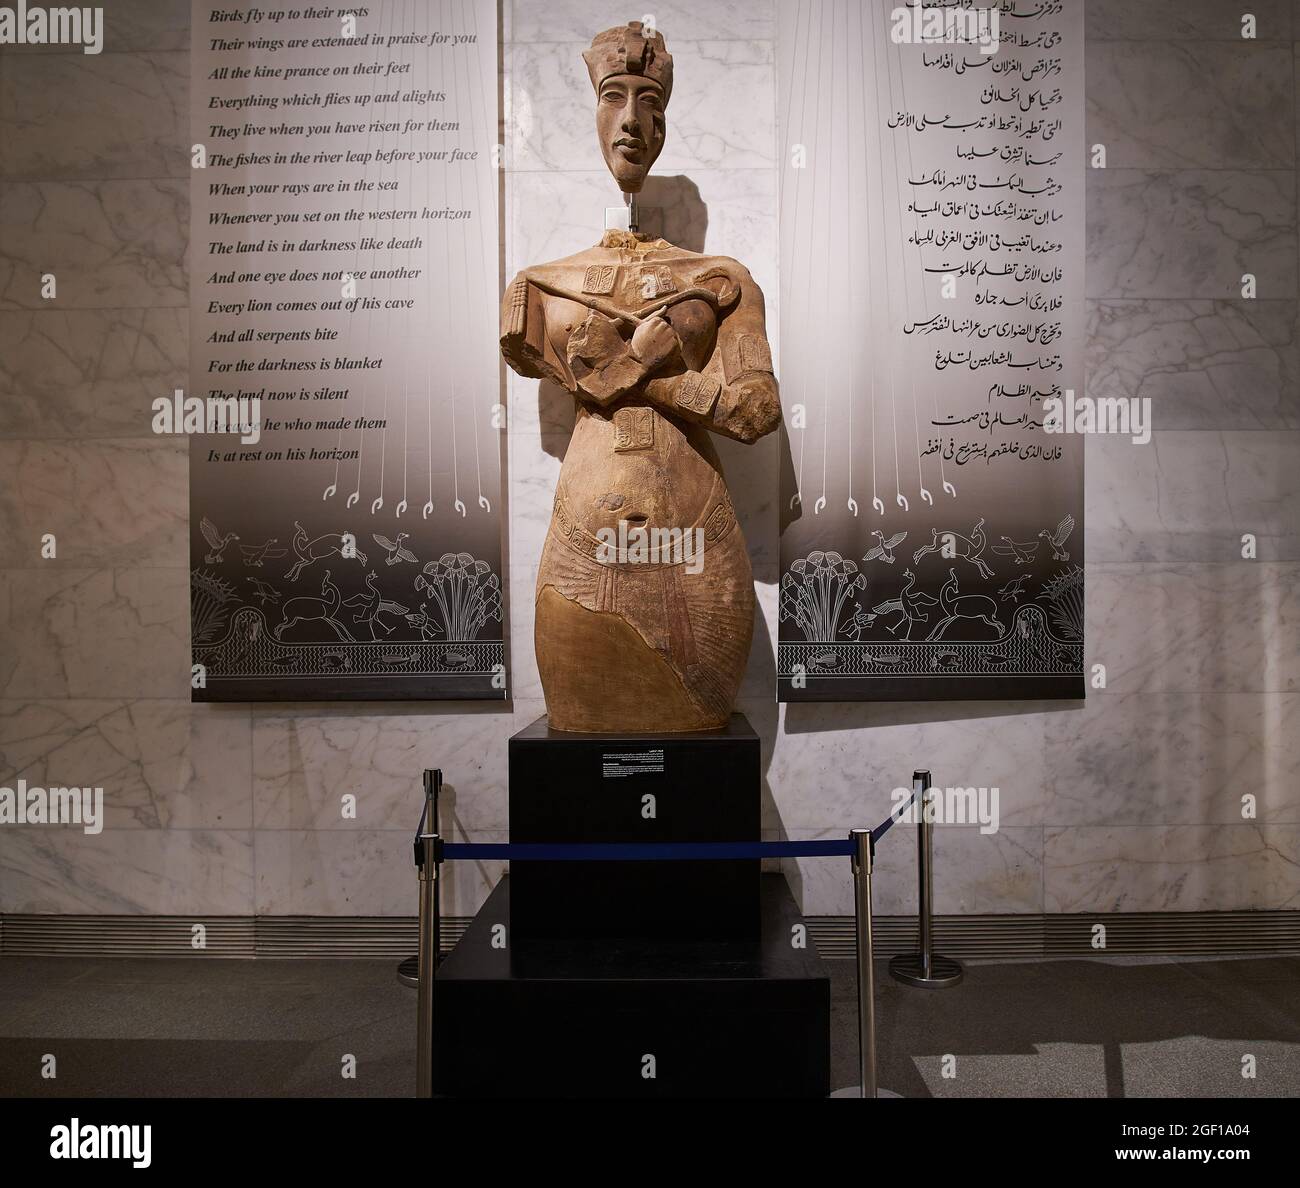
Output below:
[0,953,1296,1097]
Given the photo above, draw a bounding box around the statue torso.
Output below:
[522,238,738,538]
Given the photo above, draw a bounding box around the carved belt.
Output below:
[550,479,739,567]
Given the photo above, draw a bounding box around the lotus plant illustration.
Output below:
[779,551,868,643]
[414,552,503,641]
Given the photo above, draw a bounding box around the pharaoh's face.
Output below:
[595,74,666,193]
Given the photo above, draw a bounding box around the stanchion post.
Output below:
[889,769,963,989]
[918,770,933,980]
[398,770,443,990]
[850,827,877,1100]
[415,828,440,1099]
[425,769,442,972]
[415,818,441,1099]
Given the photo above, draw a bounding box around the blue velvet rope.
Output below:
[440,839,855,862]
[424,785,926,862]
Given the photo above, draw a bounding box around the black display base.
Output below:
[508,713,761,941]
[433,873,830,1099]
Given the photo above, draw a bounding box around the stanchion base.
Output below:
[889,953,963,988]
[397,953,443,988]
[830,1086,903,1098]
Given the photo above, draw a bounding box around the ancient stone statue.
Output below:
[500,21,780,732]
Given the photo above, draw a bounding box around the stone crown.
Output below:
[583,21,673,105]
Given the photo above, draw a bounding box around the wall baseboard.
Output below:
[2,911,1297,961]
[807,911,1300,959]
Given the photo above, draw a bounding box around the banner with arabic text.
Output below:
[777,0,1084,701]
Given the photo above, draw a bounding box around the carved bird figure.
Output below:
[200,516,239,564]
[239,538,288,568]
[1040,514,1075,561]
[996,574,1033,603]
[372,531,419,566]
[245,577,281,606]
[862,530,907,565]
[991,536,1040,566]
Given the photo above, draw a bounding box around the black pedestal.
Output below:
[433,874,830,1098]
[433,712,830,1098]
[508,714,761,941]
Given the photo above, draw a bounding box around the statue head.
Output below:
[583,21,673,194]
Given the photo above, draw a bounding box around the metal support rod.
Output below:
[624,189,639,233]
[889,770,963,989]
[416,827,440,1099]
[918,771,934,979]
[413,762,443,1098]
[850,828,877,1100]
[426,769,442,977]
[399,771,442,989]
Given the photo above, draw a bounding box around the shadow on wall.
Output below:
[641,174,708,252]
[772,697,1083,903]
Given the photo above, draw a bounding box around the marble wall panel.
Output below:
[0,308,188,439]
[1044,825,1300,912]
[1085,300,1299,431]
[0,438,188,568]
[0,698,252,830]
[0,827,254,915]
[1085,431,1300,561]
[0,0,1294,924]
[0,52,188,180]
[1087,170,1296,300]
